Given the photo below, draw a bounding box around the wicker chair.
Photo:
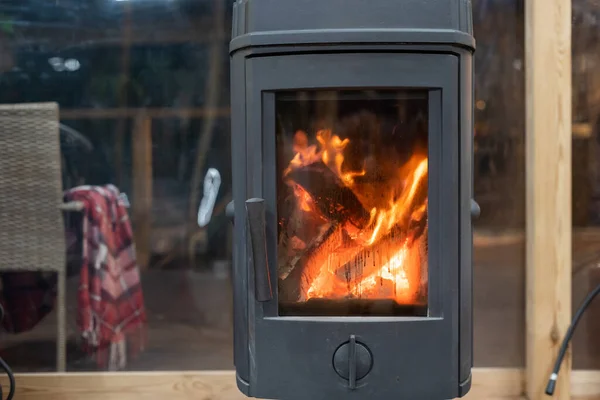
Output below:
[0,102,75,371]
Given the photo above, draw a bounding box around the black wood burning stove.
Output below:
[228,1,476,398]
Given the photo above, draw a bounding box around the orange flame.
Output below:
[364,159,427,246]
[293,184,314,213]
[284,129,366,185]
[284,129,428,305]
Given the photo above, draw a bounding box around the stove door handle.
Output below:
[245,198,273,302]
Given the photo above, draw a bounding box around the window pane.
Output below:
[473,0,526,368]
[571,0,600,370]
[0,0,530,373]
[276,90,429,317]
[0,0,233,372]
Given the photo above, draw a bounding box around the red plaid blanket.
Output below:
[0,185,146,371]
[64,184,146,370]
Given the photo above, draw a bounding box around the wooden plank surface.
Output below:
[0,371,242,400]
[0,369,598,400]
[572,370,600,399]
[467,368,524,399]
[525,0,572,399]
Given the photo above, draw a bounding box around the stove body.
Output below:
[229,1,475,399]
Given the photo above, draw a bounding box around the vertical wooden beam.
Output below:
[132,115,153,270]
[525,0,572,399]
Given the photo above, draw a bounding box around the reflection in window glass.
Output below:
[571,0,600,371]
[0,1,233,372]
[0,0,533,372]
[472,0,525,368]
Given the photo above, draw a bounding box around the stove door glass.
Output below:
[276,90,429,317]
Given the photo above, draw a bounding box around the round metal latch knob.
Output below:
[332,336,373,389]
[471,199,481,219]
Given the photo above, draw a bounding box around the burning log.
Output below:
[280,210,428,303]
[334,217,427,282]
[280,201,428,302]
[279,224,359,302]
[277,185,333,278]
[285,161,371,232]
[278,137,429,304]
[278,222,337,280]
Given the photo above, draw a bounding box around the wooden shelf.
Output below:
[1,369,599,400]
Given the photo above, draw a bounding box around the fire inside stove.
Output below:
[276,90,429,316]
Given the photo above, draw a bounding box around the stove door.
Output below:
[244,52,460,400]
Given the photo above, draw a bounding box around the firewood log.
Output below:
[333,218,427,283]
[278,222,336,280]
[285,161,371,231]
[279,224,358,302]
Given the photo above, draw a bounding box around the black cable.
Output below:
[545,282,600,396]
[0,356,14,400]
[0,303,14,400]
